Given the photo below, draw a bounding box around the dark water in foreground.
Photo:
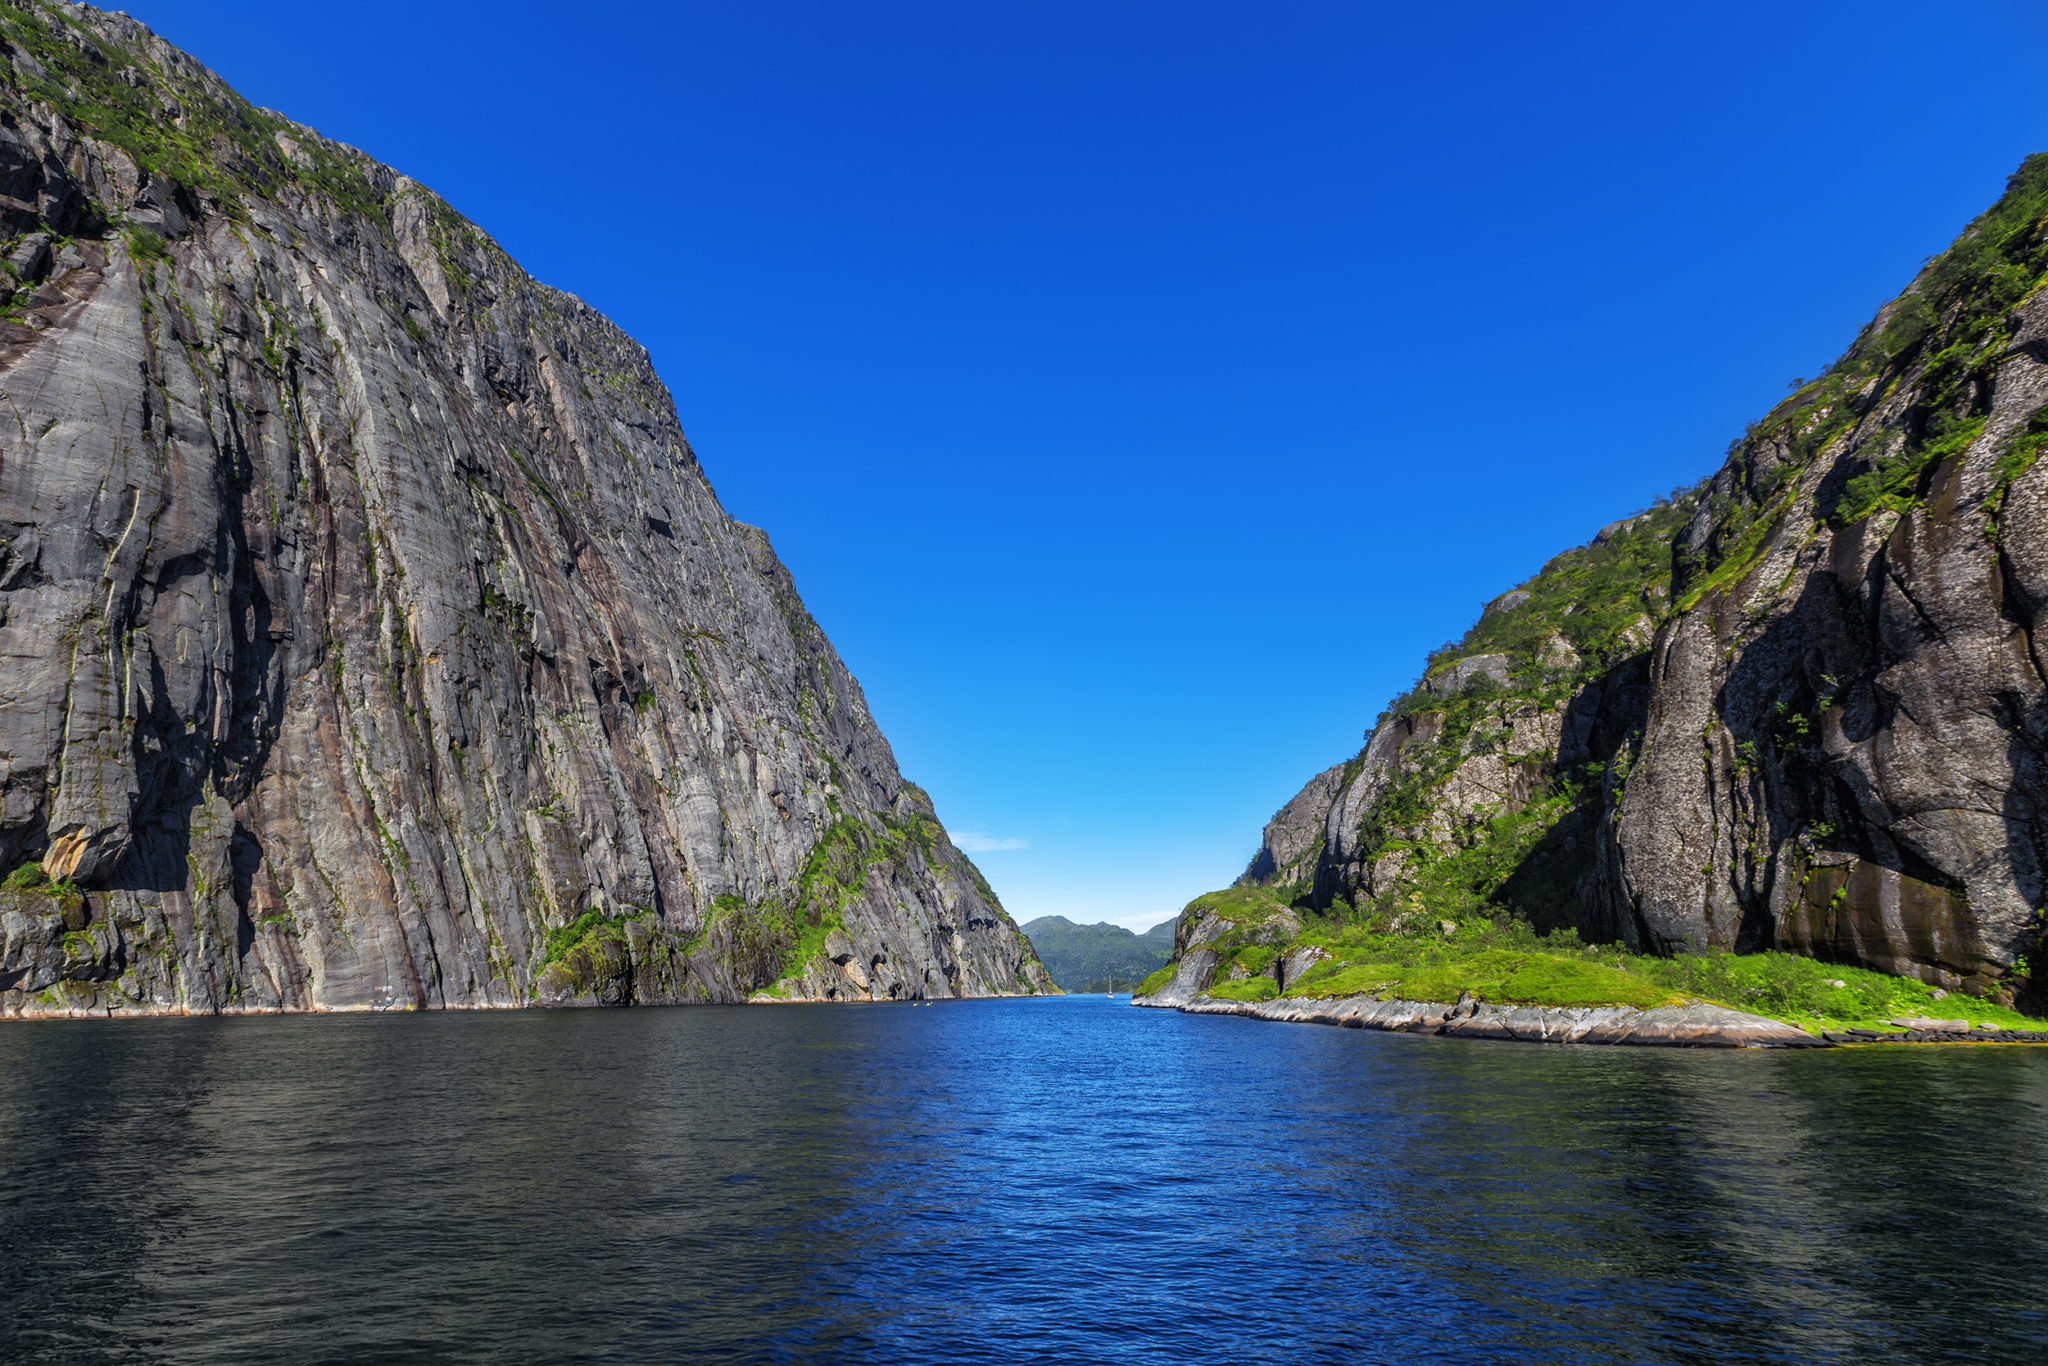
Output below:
[2,998,2045,1364]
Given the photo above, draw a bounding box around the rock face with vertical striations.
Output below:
[0,1,1052,1015]
[1171,155,2048,1012]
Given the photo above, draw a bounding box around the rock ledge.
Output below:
[1135,991,1825,1048]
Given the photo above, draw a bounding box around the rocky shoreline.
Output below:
[0,983,1040,1021]
[1135,992,2048,1047]
[1823,1024,2048,1044]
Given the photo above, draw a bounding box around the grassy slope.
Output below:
[1281,920,2047,1034]
[1168,860,2048,1038]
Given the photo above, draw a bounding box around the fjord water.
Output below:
[2,999,2043,1364]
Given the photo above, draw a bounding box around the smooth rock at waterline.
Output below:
[1157,991,1824,1049]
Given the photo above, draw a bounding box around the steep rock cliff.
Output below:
[0,1,1052,1014]
[1183,156,2048,1008]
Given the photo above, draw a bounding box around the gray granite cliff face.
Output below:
[1595,284,2048,994]
[0,2,1052,1014]
[1226,156,2048,1006]
[1236,762,1343,889]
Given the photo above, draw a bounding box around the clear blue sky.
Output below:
[130,0,2046,931]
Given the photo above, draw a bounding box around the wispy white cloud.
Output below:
[948,830,1029,853]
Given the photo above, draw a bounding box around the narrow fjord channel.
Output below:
[2,999,2043,1364]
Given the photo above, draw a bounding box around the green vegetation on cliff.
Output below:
[0,1,393,221]
[1704,151,2048,552]
[1333,501,1695,941]
[1185,886,1296,924]
[1412,498,1695,705]
[1,861,85,931]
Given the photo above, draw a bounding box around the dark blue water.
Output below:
[2,996,2044,1363]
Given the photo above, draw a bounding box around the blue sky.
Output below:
[132,0,2047,931]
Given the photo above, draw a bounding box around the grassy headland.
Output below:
[1143,890,2048,1035]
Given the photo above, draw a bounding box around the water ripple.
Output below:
[1,998,2044,1363]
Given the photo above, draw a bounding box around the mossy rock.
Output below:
[534,909,649,1004]
[1183,886,1295,924]
[536,932,633,1004]
[1,862,87,930]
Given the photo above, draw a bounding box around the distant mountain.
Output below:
[1021,917,1175,992]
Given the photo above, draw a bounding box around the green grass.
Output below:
[4,861,48,891]
[1630,948,2043,1034]
[1230,944,1277,976]
[1194,913,2046,1034]
[1287,947,1673,1010]
[774,909,845,988]
[1135,965,1175,996]
[1206,976,1280,1003]
[1183,885,1295,924]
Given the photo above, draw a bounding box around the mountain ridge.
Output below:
[1019,915,1173,992]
